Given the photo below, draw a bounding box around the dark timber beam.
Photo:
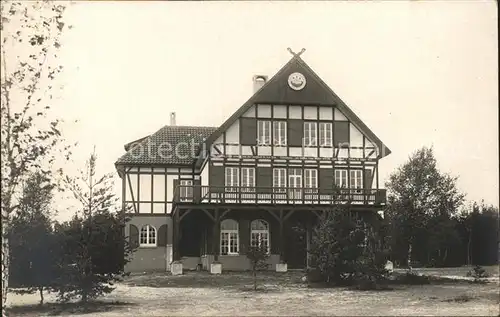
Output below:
[212,209,221,262]
[179,208,192,222]
[173,208,181,261]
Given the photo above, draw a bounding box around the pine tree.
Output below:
[8,172,58,305]
[55,149,133,303]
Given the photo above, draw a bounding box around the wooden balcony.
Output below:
[173,185,386,206]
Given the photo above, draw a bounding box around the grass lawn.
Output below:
[6,266,499,316]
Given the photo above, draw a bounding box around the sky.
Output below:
[25,0,498,220]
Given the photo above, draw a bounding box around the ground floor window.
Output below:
[220,219,239,255]
[140,224,157,247]
[250,219,270,254]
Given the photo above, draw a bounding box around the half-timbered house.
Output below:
[115,50,391,274]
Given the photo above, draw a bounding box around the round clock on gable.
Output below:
[288,72,306,91]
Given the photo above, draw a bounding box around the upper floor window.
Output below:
[303,122,317,146]
[273,121,287,146]
[225,167,239,192]
[304,169,318,192]
[179,180,193,201]
[273,168,286,193]
[221,219,239,255]
[258,120,271,146]
[241,167,255,192]
[350,170,363,190]
[319,122,333,147]
[140,225,157,247]
[335,170,348,188]
[250,219,270,254]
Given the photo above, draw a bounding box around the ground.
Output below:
[6,266,500,316]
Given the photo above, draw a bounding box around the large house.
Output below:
[115,50,391,274]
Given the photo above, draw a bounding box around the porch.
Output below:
[170,205,383,273]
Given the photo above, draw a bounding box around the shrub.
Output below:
[246,245,270,291]
[308,208,389,289]
[466,265,490,283]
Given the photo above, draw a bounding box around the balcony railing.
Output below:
[173,185,386,206]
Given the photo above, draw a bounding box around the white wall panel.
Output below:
[334,108,348,121]
[350,124,364,147]
[273,105,287,118]
[289,148,302,157]
[319,107,333,120]
[242,105,255,117]
[304,106,317,120]
[258,104,272,118]
[273,147,287,157]
[225,121,239,143]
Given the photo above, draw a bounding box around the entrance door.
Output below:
[288,169,302,202]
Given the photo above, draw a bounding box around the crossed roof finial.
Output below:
[287,47,306,57]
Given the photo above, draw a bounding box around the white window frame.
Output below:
[140,225,157,247]
[250,219,270,254]
[179,179,193,201]
[319,122,333,147]
[258,120,271,146]
[220,219,239,255]
[273,168,286,193]
[273,121,287,146]
[335,170,348,188]
[350,169,363,191]
[241,167,255,194]
[288,168,303,200]
[303,122,317,147]
[304,169,318,194]
[225,167,239,192]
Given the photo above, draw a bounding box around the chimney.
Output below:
[170,112,176,126]
[253,75,268,94]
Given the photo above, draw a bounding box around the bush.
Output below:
[308,208,389,289]
[246,245,270,291]
[466,265,490,283]
[392,271,431,285]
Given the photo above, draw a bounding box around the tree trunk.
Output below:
[39,287,44,305]
[407,241,413,272]
[2,223,9,314]
[253,266,257,291]
[466,230,472,265]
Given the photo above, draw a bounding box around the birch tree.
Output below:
[1,1,70,309]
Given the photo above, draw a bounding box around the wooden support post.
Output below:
[173,209,181,261]
[212,209,220,262]
[279,210,285,262]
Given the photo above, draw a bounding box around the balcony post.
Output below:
[279,210,285,262]
[212,209,220,262]
[173,209,181,261]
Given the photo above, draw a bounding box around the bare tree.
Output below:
[1,1,70,310]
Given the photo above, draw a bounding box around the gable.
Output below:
[204,54,391,158]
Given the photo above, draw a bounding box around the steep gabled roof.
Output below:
[205,54,391,157]
[115,125,217,166]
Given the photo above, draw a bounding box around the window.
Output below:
[225,167,239,192]
[350,170,363,190]
[288,169,302,200]
[303,122,317,146]
[273,168,286,193]
[241,167,255,192]
[335,170,348,188]
[258,120,271,145]
[304,169,318,194]
[250,220,270,254]
[179,180,193,201]
[220,219,239,255]
[273,121,287,146]
[319,122,333,147]
[140,225,156,247]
